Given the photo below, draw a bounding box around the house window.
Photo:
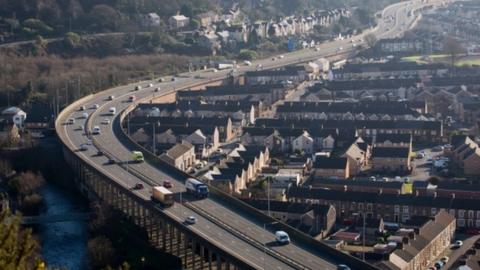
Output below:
[477,211,480,219]
[367,204,372,211]
[431,208,437,215]
[459,210,465,218]
[403,206,409,213]
[358,203,364,211]
[449,209,456,217]
[394,205,400,213]
[476,220,480,228]
[469,211,474,219]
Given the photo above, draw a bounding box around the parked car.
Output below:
[337,265,351,270]
[432,145,444,152]
[434,260,444,269]
[440,256,449,263]
[185,216,196,225]
[452,240,463,249]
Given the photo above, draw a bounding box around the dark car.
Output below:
[107,159,115,164]
[133,183,144,190]
[163,180,173,188]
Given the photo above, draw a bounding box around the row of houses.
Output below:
[176,84,290,105]
[286,185,480,228]
[450,135,480,176]
[134,100,264,125]
[276,101,426,121]
[253,118,443,143]
[206,145,270,195]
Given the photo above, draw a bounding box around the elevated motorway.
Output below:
[55,1,450,269]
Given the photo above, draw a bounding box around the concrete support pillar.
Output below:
[191,239,196,270]
[200,245,205,270]
[225,261,230,270]
[208,249,213,270]
[184,235,188,267]
[169,224,174,253]
[216,254,222,270]
[162,220,167,251]
[176,228,181,257]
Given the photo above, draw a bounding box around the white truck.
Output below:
[152,186,174,206]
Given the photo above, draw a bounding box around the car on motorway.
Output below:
[93,104,99,109]
[171,77,177,81]
[158,78,165,82]
[79,105,86,111]
[212,68,218,73]
[154,87,160,92]
[67,118,75,124]
[96,150,103,156]
[275,231,290,245]
[337,264,351,270]
[108,95,115,100]
[440,256,449,263]
[107,158,115,165]
[279,55,284,59]
[185,216,196,225]
[148,83,153,87]
[271,57,276,61]
[108,107,116,115]
[129,95,136,102]
[434,260,444,269]
[133,183,144,190]
[101,118,111,125]
[79,144,88,151]
[244,60,252,66]
[432,145,444,152]
[135,85,142,91]
[81,112,89,119]
[163,180,173,188]
[315,47,320,51]
[92,126,101,135]
[78,125,84,131]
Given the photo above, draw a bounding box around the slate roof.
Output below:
[371,147,410,158]
[335,62,446,74]
[165,141,194,159]
[376,133,412,144]
[313,178,404,189]
[177,84,285,97]
[286,187,480,211]
[314,157,348,169]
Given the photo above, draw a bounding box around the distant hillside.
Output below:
[0,0,396,43]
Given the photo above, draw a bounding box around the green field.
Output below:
[401,54,480,67]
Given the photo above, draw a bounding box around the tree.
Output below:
[0,209,39,270]
[443,36,465,75]
[88,236,116,269]
[364,33,377,49]
[238,49,258,60]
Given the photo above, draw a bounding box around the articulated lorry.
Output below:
[185,178,209,198]
[152,186,174,206]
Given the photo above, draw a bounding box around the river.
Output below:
[38,183,88,270]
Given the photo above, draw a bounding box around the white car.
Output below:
[92,126,101,135]
[244,61,252,66]
[101,119,111,125]
[212,68,218,73]
[452,240,463,249]
[279,55,284,59]
[275,231,290,244]
[148,83,153,87]
[93,104,99,109]
[315,47,320,51]
[108,95,115,100]
[79,106,86,111]
[185,216,196,225]
[81,112,89,119]
[135,85,142,91]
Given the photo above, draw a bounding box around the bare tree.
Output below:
[364,33,378,49]
[443,36,465,75]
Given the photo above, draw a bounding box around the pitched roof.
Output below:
[376,133,412,144]
[165,141,194,159]
[372,147,410,158]
[314,157,348,169]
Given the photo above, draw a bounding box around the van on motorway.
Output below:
[275,231,290,245]
[132,151,144,163]
[108,107,116,115]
